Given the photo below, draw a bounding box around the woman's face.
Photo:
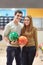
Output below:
[24,17,30,26]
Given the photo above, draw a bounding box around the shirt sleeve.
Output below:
[3,24,11,37]
[33,28,38,51]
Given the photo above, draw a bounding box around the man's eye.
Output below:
[17,15,22,17]
[20,16,22,17]
[17,15,19,17]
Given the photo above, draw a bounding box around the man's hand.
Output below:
[11,40,18,45]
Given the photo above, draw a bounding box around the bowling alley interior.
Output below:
[0,8,43,65]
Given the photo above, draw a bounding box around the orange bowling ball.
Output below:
[18,36,28,45]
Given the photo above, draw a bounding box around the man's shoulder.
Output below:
[19,22,23,27]
[5,21,13,26]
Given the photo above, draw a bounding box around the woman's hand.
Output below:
[19,44,25,48]
[35,51,38,57]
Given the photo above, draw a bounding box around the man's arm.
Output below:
[3,24,11,43]
[4,36,10,43]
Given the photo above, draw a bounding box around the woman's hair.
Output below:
[21,15,33,34]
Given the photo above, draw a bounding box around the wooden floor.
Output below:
[0,40,43,65]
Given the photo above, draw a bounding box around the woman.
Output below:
[20,16,38,65]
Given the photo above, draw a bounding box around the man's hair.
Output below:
[15,10,23,15]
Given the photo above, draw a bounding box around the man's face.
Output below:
[14,13,22,22]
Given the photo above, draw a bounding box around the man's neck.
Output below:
[13,19,18,25]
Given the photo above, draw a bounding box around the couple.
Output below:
[4,10,38,65]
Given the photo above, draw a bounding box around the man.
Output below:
[3,10,23,65]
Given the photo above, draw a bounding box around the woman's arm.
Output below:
[33,28,38,57]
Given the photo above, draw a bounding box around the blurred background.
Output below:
[0,0,43,8]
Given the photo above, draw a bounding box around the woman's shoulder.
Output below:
[32,27,37,31]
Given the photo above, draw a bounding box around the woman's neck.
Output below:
[25,26,29,31]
